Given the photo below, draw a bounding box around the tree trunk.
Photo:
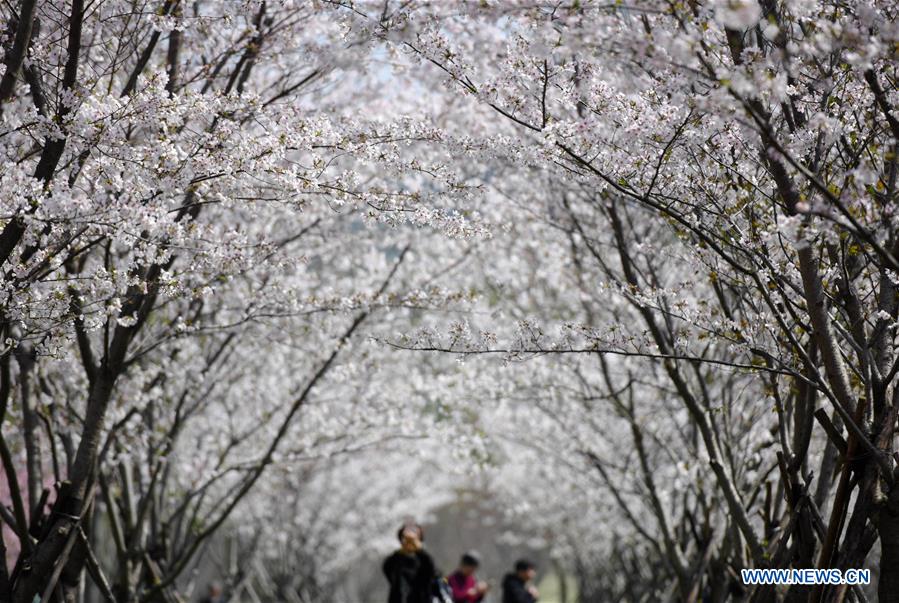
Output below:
[879,492,899,603]
[11,370,116,603]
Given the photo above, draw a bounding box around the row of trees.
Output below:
[2,0,898,602]
[0,0,481,601]
[344,0,899,601]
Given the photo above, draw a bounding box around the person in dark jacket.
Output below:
[502,559,538,603]
[383,523,439,603]
[199,582,224,603]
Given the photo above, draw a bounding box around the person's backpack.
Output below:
[432,577,453,603]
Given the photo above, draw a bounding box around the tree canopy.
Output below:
[1,1,897,601]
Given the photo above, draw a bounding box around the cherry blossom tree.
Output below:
[4,0,899,602]
[336,0,899,600]
[0,1,482,601]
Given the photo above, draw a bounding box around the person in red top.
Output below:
[447,552,489,603]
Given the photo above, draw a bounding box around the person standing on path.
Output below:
[199,582,224,603]
[383,523,440,603]
[447,552,489,603]
[502,559,539,603]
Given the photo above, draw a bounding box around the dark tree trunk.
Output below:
[11,369,116,603]
[879,494,899,603]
